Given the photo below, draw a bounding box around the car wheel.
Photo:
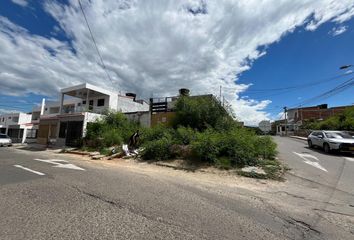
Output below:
[308,140,313,148]
[323,143,330,153]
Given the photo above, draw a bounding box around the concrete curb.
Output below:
[154,162,202,172]
[290,136,307,141]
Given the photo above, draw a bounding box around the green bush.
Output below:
[191,129,219,162]
[140,124,173,142]
[101,129,124,147]
[140,132,174,160]
[189,128,277,167]
[255,136,277,160]
[219,128,258,166]
[84,111,140,148]
[174,126,196,145]
[215,157,232,170]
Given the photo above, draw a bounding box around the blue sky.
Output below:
[239,17,354,118]
[0,0,354,125]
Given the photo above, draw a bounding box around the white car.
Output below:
[307,130,354,153]
[0,133,12,147]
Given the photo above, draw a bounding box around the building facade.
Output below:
[36,83,149,147]
[0,112,34,143]
[275,104,352,135]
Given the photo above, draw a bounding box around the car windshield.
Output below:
[325,132,353,139]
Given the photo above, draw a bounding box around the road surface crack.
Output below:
[70,185,207,239]
[313,208,354,217]
[71,186,124,208]
[271,191,336,206]
[287,217,321,235]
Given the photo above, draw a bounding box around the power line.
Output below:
[78,0,116,89]
[290,77,354,108]
[245,71,354,93]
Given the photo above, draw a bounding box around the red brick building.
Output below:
[288,104,349,125]
[276,104,352,135]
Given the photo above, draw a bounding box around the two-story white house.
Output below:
[0,112,34,143]
[36,83,149,147]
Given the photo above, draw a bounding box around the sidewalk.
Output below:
[289,136,307,141]
[12,143,64,152]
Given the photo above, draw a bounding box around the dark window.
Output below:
[26,129,37,139]
[82,100,86,104]
[8,117,11,119]
[89,100,94,110]
[97,98,105,106]
[59,122,68,138]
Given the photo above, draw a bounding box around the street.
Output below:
[0,139,353,240]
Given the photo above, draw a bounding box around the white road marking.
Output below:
[14,165,45,176]
[54,164,85,171]
[293,152,328,172]
[344,157,354,162]
[33,158,85,171]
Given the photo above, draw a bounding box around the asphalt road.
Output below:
[0,142,353,240]
[274,136,354,192]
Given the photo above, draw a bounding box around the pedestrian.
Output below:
[128,130,140,150]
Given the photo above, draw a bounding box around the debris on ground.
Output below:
[240,166,267,178]
[91,154,105,160]
[89,151,100,157]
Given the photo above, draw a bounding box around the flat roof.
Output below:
[61,83,117,97]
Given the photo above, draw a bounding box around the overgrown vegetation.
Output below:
[139,96,278,173]
[83,96,280,178]
[301,106,354,131]
[84,111,139,150]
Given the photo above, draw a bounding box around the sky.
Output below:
[0,0,354,125]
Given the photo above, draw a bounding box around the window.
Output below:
[26,129,37,139]
[82,100,86,105]
[89,100,94,110]
[97,98,105,106]
[8,116,11,119]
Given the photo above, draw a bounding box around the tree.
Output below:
[172,95,237,131]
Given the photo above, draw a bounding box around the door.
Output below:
[317,132,325,147]
[65,121,83,147]
[311,132,320,146]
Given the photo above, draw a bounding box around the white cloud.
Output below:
[0,109,20,114]
[329,25,348,36]
[1,0,354,125]
[11,0,28,7]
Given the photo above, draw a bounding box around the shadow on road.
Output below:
[302,146,353,157]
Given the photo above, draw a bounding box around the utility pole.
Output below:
[284,106,288,136]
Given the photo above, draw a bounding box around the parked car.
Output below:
[307,130,354,153]
[0,133,12,147]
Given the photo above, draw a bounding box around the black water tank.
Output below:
[318,104,328,109]
[126,93,136,100]
[179,88,190,96]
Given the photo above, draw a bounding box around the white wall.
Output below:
[80,95,110,114]
[117,96,149,113]
[0,112,32,128]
